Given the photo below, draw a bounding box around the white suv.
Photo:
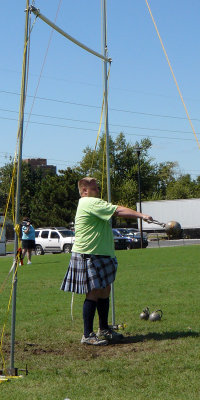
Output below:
[35,227,75,255]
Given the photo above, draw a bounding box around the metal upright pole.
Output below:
[102,0,111,200]
[10,2,29,375]
[136,148,143,248]
[102,0,115,324]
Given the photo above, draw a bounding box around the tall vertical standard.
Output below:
[10,1,30,374]
[102,0,115,325]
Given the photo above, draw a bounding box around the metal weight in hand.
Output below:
[146,219,181,236]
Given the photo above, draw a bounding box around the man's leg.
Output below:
[96,286,111,331]
[81,288,109,345]
[22,248,27,260]
[96,297,110,331]
[95,286,124,342]
[86,286,110,332]
[27,249,32,263]
[82,298,97,337]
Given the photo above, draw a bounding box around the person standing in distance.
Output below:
[61,177,153,345]
[21,217,35,265]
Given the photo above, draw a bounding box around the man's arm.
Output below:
[23,222,31,234]
[114,206,152,221]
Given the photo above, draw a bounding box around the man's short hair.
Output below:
[78,177,97,196]
[22,216,31,223]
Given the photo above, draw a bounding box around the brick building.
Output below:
[23,158,56,175]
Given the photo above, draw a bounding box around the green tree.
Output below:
[0,161,15,212]
[76,132,178,206]
[0,161,44,219]
[0,162,80,228]
[77,133,153,203]
[30,168,80,227]
[166,174,197,199]
[2,135,198,230]
[147,161,178,200]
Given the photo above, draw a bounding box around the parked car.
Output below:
[112,229,134,250]
[115,228,148,249]
[35,227,75,255]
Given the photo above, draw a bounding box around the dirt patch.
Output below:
[2,330,197,363]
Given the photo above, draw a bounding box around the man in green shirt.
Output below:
[61,177,152,345]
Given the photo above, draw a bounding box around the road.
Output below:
[148,238,200,248]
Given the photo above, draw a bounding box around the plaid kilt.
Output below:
[60,252,118,294]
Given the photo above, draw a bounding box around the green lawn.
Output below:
[0,246,200,399]
[5,242,14,253]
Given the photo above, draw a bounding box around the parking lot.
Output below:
[3,238,200,257]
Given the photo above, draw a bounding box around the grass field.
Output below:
[5,242,14,253]
[0,246,200,399]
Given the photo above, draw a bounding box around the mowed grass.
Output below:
[6,242,14,253]
[0,246,200,400]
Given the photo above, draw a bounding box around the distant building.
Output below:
[24,158,56,176]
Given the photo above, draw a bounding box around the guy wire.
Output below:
[90,65,111,186]
[145,0,200,150]
[24,0,63,141]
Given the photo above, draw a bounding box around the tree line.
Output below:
[1,133,200,228]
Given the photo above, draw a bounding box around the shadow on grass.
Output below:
[122,330,200,344]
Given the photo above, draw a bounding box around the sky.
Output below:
[1,0,200,178]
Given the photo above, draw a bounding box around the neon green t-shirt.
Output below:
[72,197,117,257]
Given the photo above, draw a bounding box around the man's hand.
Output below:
[142,215,153,222]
